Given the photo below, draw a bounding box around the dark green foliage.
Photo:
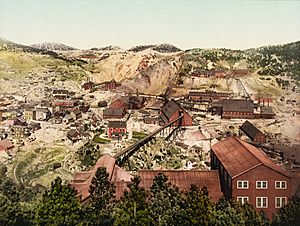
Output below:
[149,173,188,226]
[35,177,82,226]
[184,185,213,226]
[272,196,300,226]
[113,176,152,226]
[83,167,116,226]
[0,195,29,226]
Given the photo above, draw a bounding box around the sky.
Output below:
[0,0,299,50]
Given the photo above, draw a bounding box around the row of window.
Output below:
[237,180,287,189]
[237,197,287,208]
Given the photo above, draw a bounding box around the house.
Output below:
[102,79,121,91]
[160,100,193,126]
[240,121,266,143]
[82,81,95,90]
[138,170,223,202]
[70,109,82,120]
[260,106,275,119]
[24,108,35,121]
[110,96,145,110]
[52,89,69,99]
[144,116,161,125]
[0,139,14,152]
[188,91,232,102]
[35,108,51,121]
[67,129,81,142]
[108,121,127,139]
[222,99,254,119]
[12,125,28,140]
[211,137,292,219]
[103,108,126,119]
[70,154,132,202]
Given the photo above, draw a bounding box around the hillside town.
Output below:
[0,60,299,219]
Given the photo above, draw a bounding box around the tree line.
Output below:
[0,166,299,226]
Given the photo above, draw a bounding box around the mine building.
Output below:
[221,99,254,119]
[211,137,292,219]
[188,91,232,102]
[240,121,266,143]
[160,100,193,126]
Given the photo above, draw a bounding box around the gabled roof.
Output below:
[240,121,263,140]
[108,121,127,128]
[162,100,182,119]
[222,99,254,113]
[211,137,290,178]
[138,170,223,202]
[103,107,126,116]
[70,154,132,201]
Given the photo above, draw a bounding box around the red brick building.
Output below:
[211,137,292,219]
[108,121,127,138]
[160,100,193,126]
[102,79,121,91]
[222,99,254,119]
[240,121,266,143]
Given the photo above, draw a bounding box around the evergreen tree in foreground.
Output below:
[35,177,82,226]
[113,176,152,226]
[83,167,116,226]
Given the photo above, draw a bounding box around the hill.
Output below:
[31,42,77,51]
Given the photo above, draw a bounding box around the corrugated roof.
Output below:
[211,137,290,178]
[222,99,254,113]
[138,170,223,202]
[240,121,263,140]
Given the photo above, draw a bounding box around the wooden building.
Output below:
[188,91,232,102]
[211,137,292,219]
[103,108,126,119]
[108,121,127,139]
[222,99,254,119]
[110,96,145,111]
[160,100,193,126]
[240,121,266,143]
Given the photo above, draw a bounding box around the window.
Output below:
[237,197,249,205]
[275,197,287,208]
[256,197,268,208]
[275,181,287,189]
[256,181,268,189]
[237,180,248,189]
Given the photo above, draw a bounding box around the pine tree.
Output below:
[184,185,213,226]
[35,177,82,226]
[83,167,116,226]
[113,176,152,226]
[149,173,188,226]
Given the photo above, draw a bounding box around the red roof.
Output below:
[211,137,290,178]
[138,170,223,202]
[0,139,14,152]
[70,154,132,201]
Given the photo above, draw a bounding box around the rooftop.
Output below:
[138,170,223,202]
[240,121,263,140]
[222,99,254,113]
[211,137,290,178]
